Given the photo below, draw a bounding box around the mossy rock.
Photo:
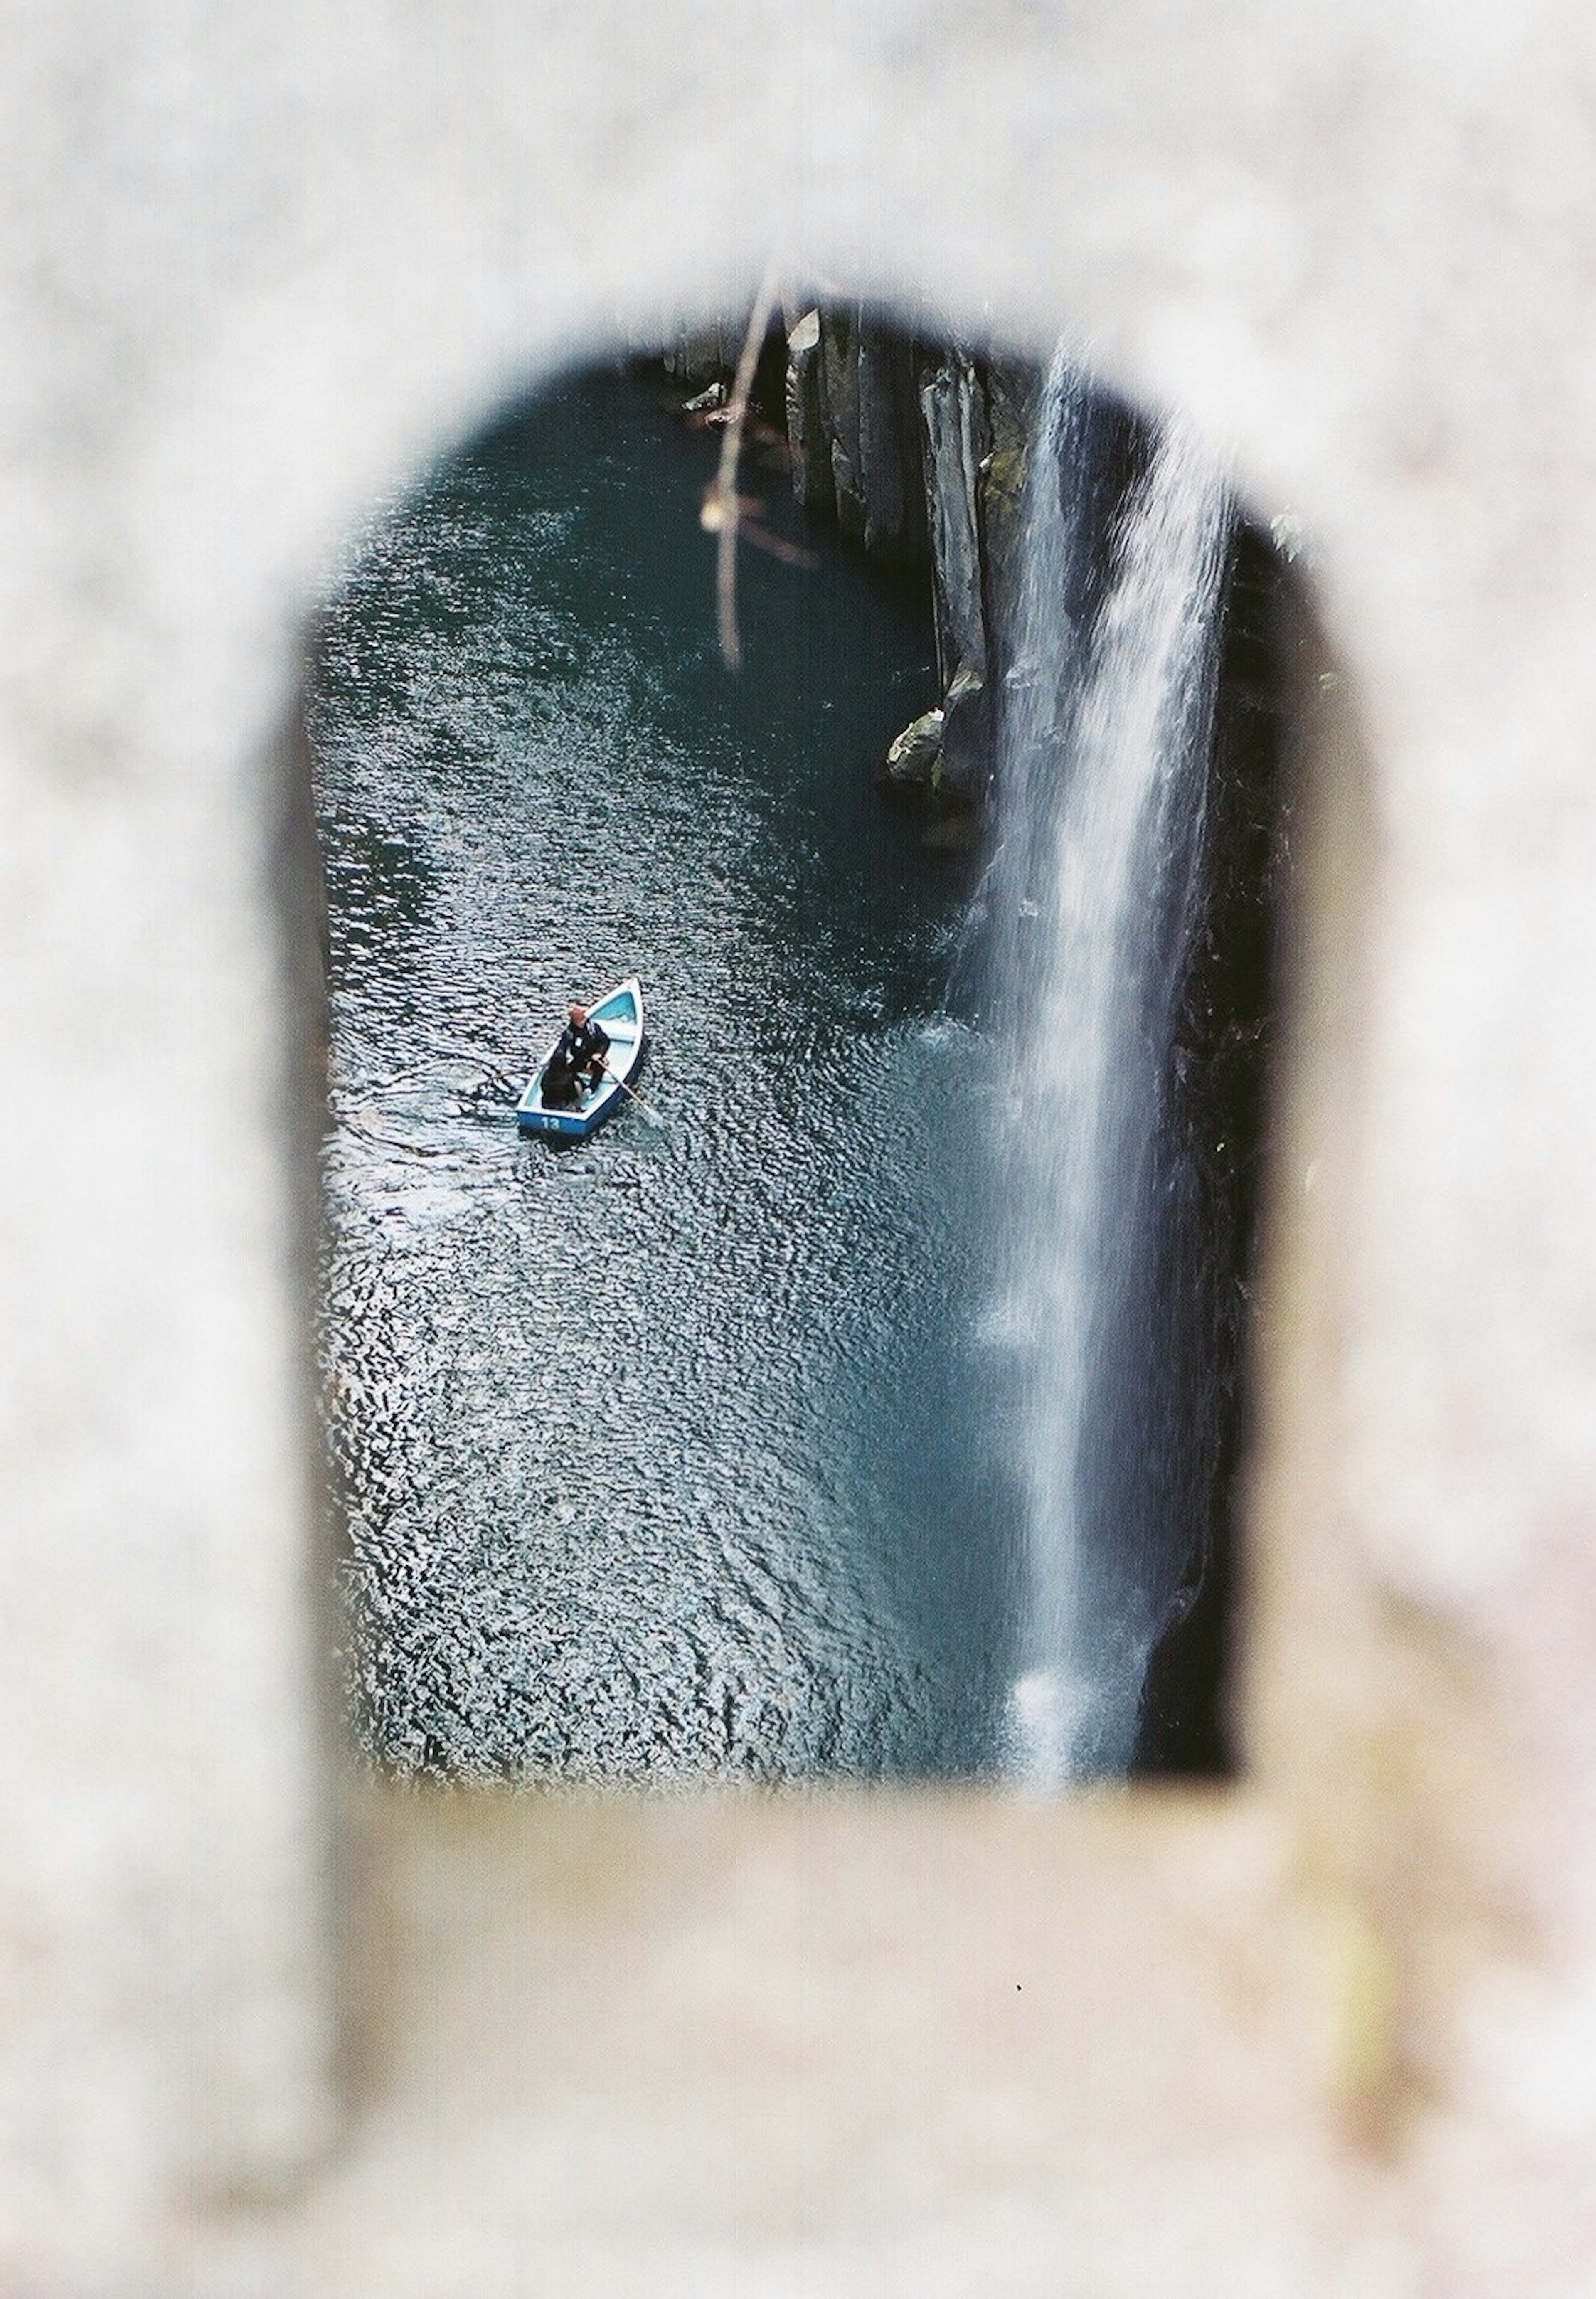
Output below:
[878,706,945,792]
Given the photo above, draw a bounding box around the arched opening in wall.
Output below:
[305,306,1313,1790]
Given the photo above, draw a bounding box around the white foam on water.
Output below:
[1002,1666,1089,1789]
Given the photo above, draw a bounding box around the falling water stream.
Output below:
[991,360,1234,1783]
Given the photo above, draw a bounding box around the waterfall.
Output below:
[991,357,1233,1785]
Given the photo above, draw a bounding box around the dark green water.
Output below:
[313,362,1018,1782]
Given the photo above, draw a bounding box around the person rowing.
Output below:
[541,1001,611,1109]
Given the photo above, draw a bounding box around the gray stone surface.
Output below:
[974,357,1043,686]
[784,309,835,517]
[4,2,1596,2291]
[880,704,946,792]
[938,660,991,804]
[820,304,867,545]
[921,354,992,692]
[855,326,911,558]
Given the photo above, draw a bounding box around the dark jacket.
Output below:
[555,1015,610,1074]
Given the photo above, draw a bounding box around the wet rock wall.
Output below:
[657,307,1043,809]
[786,310,1030,808]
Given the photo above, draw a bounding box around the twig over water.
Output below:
[700,255,783,670]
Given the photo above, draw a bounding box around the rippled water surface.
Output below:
[313,363,1017,1781]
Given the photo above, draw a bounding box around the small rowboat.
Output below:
[515,976,645,1140]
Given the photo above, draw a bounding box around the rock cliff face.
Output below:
[782,304,929,565]
[660,307,1047,811]
[782,308,1022,809]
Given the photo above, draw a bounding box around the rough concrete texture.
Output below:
[203,1791,1390,2298]
[4,1,1596,2290]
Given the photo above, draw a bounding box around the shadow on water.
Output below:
[313,359,1020,1783]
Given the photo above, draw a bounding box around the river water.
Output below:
[313,361,1017,1782]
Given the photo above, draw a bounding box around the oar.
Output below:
[596,1056,665,1130]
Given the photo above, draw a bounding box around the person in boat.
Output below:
[542,1002,611,1109]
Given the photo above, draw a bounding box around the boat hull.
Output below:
[515,977,645,1139]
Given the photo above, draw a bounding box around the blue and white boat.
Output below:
[515,976,645,1140]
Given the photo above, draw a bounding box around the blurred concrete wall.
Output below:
[4,2,1596,2291]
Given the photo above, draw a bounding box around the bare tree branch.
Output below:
[700,255,784,670]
